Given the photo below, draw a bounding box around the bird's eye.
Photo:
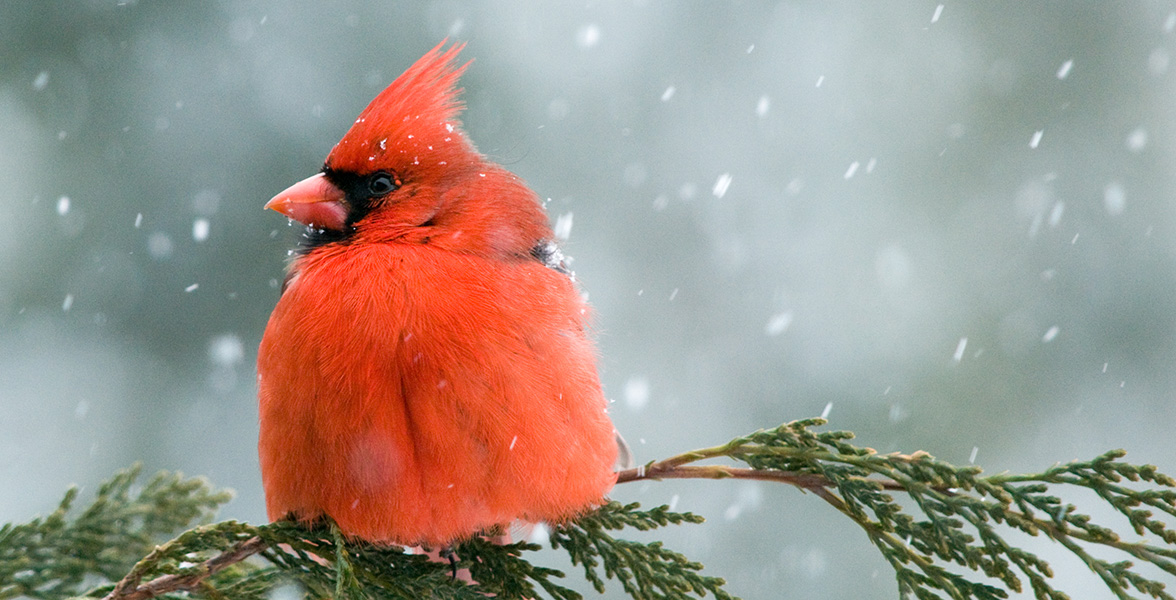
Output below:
[367,172,398,196]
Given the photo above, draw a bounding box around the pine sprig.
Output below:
[549,501,732,600]
[622,418,1176,600]
[0,464,230,600]
[1,468,727,600]
[9,419,1176,599]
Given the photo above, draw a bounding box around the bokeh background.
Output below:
[3,2,1175,598]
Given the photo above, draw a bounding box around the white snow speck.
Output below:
[62,294,74,312]
[1047,201,1064,228]
[379,138,386,150]
[445,123,454,132]
[134,213,143,228]
[866,158,877,173]
[74,400,89,419]
[1102,362,1109,373]
[931,4,944,22]
[815,75,825,87]
[576,23,601,48]
[56,196,71,215]
[746,44,755,54]
[764,311,793,336]
[527,523,550,545]
[624,376,650,411]
[553,212,573,240]
[820,402,832,419]
[208,334,244,366]
[1056,59,1073,79]
[1042,326,1059,342]
[1029,130,1044,149]
[844,161,860,179]
[969,446,979,464]
[785,178,804,196]
[148,232,173,260]
[1126,127,1148,152]
[755,95,770,117]
[888,404,907,423]
[953,337,968,363]
[660,86,676,102]
[192,218,210,242]
[33,71,50,91]
[185,283,199,293]
[509,435,518,450]
[668,288,679,301]
[1149,49,1170,75]
[1166,11,1176,32]
[1104,182,1126,215]
[712,173,733,198]
[669,494,680,511]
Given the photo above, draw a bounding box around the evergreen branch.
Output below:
[8,418,1176,599]
[102,535,266,600]
[615,418,1176,600]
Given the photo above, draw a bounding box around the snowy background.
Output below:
[3,2,1176,598]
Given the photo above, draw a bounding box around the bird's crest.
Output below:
[326,41,474,174]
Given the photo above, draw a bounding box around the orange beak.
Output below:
[265,173,349,231]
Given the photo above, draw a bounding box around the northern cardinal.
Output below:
[257,42,622,548]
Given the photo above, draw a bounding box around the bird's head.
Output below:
[266,42,551,258]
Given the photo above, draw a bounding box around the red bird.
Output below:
[257,43,621,548]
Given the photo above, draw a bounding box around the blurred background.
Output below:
[2,1,1175,597]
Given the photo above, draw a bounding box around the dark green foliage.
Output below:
[6,419,1176,599]
[714,419,1176,599]
[0,464,230,600]
[0,469,730,600]
[551,502,732,600]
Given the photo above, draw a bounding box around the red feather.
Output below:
[258,42,619,547]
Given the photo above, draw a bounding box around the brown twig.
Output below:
[102,536,267,600]
[616,462,912,492]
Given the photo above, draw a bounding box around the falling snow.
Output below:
[56,196,71,215]
[931,4,944,23]
[844,161,860,179]
[712,173,733,198]
[1126,127,1148,152]
[756,95,770,117]
[33,71,49,91]
[1042,326,1059,342]
[661,86,676,101]
[553,212,573,240]
[820,402,832,419]
[624,376,650,411]
[208,334,244,366]
[1029,130,1044,149]
[134,213,143,228]
[1103,182,1126,215]
[148,232,174,260]
[62,294,74,312]
[185,283,199,293]
[192,218,210,242]
[953,337,968,363]
[1048,201,1064,228]
[764,311,793,336]
[1056,59,1074,79]
[969,446,979,464]
[576,24,601,48]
